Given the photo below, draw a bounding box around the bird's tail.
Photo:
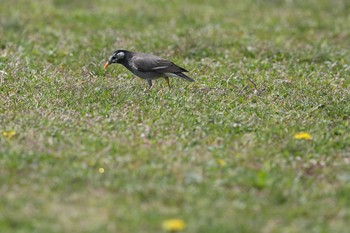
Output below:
[175,72,195,82]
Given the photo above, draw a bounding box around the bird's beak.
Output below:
[103,61,110,69]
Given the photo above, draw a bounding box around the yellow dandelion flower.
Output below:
[98,167,105,174]
[2,130,16,139]
[293,132,312,140]
[162,219,186,232]
[216,159,227,167]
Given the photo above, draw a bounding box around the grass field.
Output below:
[1,0,350,232]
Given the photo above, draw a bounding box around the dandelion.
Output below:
[293,132,312,140]
[162,219,186,232]
[2,130,16,139]
[98,167,105,174]
[216,158,227,167]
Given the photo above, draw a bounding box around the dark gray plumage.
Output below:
[104,50,194,87]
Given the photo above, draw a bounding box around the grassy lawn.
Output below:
[1,0,349,232]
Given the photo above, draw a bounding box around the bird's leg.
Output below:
[147,79,153,88]
[165,77,171,88]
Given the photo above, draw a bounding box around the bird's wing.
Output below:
[130,53,188,73]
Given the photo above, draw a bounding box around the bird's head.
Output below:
[104,50,127,69]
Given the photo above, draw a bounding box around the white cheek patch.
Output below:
[116,52,125,59]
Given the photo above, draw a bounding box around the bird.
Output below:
[103,50,194,88]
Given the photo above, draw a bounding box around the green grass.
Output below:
[1,0,350,232]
